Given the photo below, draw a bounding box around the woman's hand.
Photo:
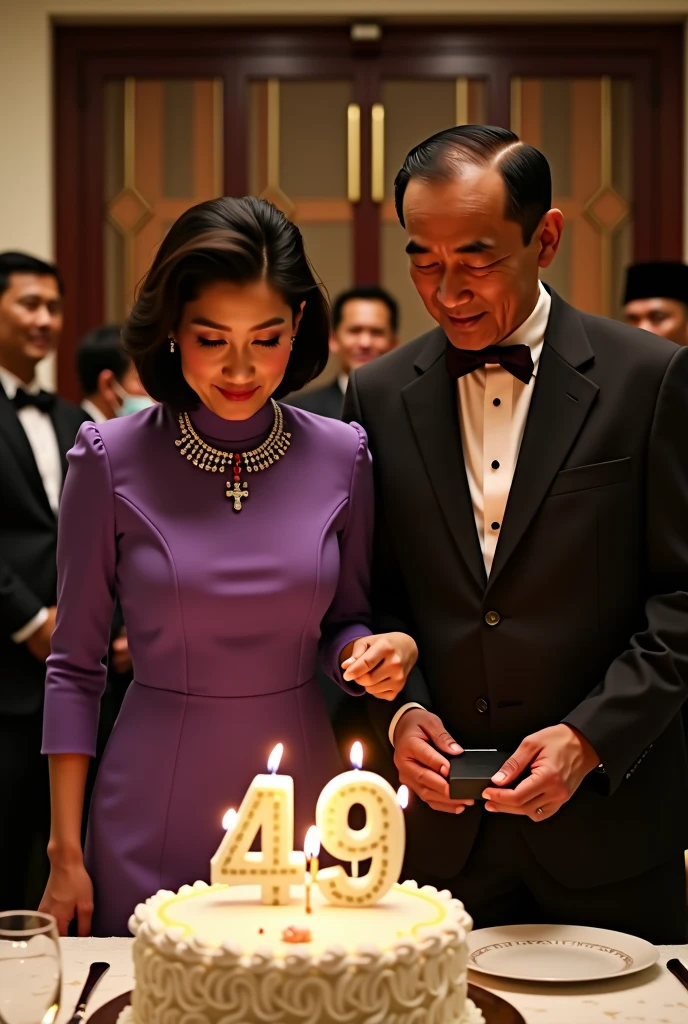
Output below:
[340,632,418,700]
[39,853,94,937]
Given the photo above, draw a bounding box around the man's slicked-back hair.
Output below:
[0,251,63,297]
[394,125,552,245]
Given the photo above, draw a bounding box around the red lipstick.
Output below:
[214,384,260,403]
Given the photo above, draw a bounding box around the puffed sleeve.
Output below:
[319,423,373,695]
[42,422,116,756]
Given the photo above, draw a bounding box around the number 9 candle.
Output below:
[314,741,405,907]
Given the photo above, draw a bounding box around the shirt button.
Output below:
[485,610,501,626]
[476,698,489,714]
[491,460,500,469]
[491,521,500,531]
[493,398,501,407]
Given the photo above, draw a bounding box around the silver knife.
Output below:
[66,962,110,1024]
[667,958,688,993]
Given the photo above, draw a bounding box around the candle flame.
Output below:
[304,825,321,860]
[222,808,238,832]
[350,741,363,770]
[267,743,284,774]
[397,785,409,810]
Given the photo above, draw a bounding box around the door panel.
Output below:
[513,75,633,318]
[249,77,355,307]
[103,77,223,321]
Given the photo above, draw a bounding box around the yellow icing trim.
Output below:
[157,884,229,936]
[393,885,449,937]
[154,882,447,945]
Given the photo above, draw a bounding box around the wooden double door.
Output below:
[56,23,682,399]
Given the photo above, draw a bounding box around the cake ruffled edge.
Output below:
[128,878,474,975]
[118,1000,485,1024]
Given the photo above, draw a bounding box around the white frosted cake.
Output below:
[122,878,484,1024]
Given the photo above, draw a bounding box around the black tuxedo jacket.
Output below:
[286,380,344,420]
[343,289,688,888]
[0,383,89,716]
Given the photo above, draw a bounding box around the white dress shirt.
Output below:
[0,364,62,643]
[81,398,109,423]
[389,283,552,743]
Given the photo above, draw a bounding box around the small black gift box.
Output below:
[449,750,512,800]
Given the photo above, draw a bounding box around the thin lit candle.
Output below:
[304,825,321,915]
[397,785,409,810]
[349,742,363,878]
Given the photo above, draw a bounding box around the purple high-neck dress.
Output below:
[42,400,372,936]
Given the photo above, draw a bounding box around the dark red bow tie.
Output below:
[446,343,534,386]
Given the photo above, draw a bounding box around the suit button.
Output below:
[485,610,501,626]
[476,698,489,714]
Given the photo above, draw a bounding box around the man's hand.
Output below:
[111,630,132,675]
[482,724,601,822]
[394,708,475,814]
[25,606,57,663]
[340,632,418,700]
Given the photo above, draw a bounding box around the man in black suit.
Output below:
[287,285,398,418]
[0,252,89,910]
[343,126,688,942]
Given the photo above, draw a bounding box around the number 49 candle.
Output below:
[210,744,305,905]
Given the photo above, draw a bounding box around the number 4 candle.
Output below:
[210,743,305,905]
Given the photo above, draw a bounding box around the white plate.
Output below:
[467,924,658,982]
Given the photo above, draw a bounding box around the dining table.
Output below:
[57,936,688,1024]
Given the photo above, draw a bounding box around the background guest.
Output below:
[622,262,688,346]
[77,323,153,422]
[0,251,88,910]
[287,285,398,418]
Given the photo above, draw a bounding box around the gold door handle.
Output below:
[371,103,385,204]
[347,104,361,204]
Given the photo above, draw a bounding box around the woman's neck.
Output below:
[188,398,275,446]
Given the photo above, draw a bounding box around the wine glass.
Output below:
[0,913,61,1024]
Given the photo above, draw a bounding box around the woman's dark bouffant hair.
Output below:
[122,196,330,409]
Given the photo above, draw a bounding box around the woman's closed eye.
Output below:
[195,335,282,349]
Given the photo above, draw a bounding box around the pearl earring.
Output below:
[290,335,296,350]
[169,338,175,353]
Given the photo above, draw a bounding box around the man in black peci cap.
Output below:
[623,261,688,346]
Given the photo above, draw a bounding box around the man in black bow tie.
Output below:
[343,125,688,942]
[0,251,88,911]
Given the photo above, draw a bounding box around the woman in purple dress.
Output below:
[39,198,417,936]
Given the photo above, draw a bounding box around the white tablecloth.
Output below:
[59,937,688,1024]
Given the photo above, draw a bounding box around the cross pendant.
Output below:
[226,480,249,511]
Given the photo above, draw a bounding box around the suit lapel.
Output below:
[487,293,599,589]
[0,384,54,518]
[402,329,487,589]
[48,400,73,484]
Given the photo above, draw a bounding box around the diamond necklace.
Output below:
[174,398,291,511]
